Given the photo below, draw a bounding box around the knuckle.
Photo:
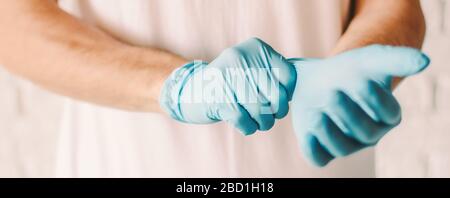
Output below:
[242,37,269,51]
[356,130,378,144]
[247,37,264,45]
[331,90,346,103]
[260,121,275,131]
[302,133,316,152]
[275,103,289,119]
[391,115,402,127]
[234,112,248,125]
[221,47,242,59]
[337,149,351,157]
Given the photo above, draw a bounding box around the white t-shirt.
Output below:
[56,0,375,177]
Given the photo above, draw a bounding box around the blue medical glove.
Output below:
[160,38,296,135]
[290,45,430,167]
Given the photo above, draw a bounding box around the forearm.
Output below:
[332,0,425,54]
[0,0,186,112]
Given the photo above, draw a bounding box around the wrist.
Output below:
[159,61,208,121]
[125,46,190,113]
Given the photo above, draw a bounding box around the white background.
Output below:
[0,0,449,177]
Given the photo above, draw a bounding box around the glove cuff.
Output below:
[160,61,208,122]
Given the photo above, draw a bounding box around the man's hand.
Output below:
[160,38,296,135]
[297,0,427,167]
[290,45,430,167]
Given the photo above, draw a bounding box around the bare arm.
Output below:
[332,0,426,88]
[333,0,425,53]
[0,0,187,112]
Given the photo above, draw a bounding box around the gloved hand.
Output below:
[290,45,430,167]
[160,38,296,135]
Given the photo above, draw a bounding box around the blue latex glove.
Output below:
[160,38,296,135]
[290,45,430,167]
